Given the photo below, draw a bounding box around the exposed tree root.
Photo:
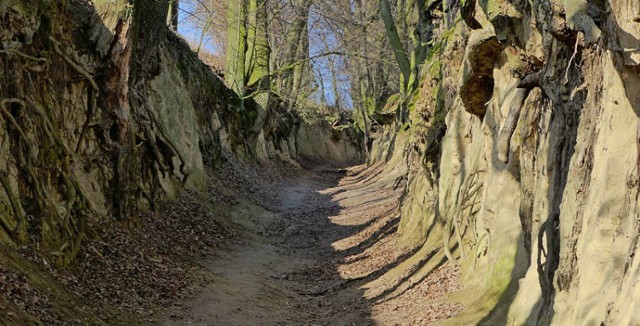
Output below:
[497,88,528,163]
[49,37,99,91]
[48,36,100,154]
[564,33,583,85]
[32,102,73,155]
[143,126,169,175]
[443,215,456,262]
[133,87,190,182]
[497,71,542,163]
[0,171,27,243]
[0,49,47,63]
[0,97,93,261]
[0,98,30,139]
[473,229,490,269]
[76,87,97,153]
[443,170,485,262]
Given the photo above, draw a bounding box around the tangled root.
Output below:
[497,71,542,163]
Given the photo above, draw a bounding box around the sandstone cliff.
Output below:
[369,0,640,324]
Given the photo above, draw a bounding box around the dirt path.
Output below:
[158,165,462,325]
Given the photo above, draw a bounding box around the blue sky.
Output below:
[176,1,353,109]
[176,1,219,54]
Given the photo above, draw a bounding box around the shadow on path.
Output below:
[158,162,462,325]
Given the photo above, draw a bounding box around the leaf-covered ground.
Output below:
[1,160,463,325]
[158,162,463,325]
[0,155,277,324]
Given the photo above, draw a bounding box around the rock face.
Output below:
[0,1,362,263]
[369,0,640,324]
[297,119,363,167]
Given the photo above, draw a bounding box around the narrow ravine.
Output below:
[3,1,638,324]
[158,164,462,325]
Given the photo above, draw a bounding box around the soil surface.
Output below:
[155,163,463,325]
[0,161,461,325]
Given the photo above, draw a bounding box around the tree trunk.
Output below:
[113,0,170,219]
[317,68,326,109]
[246,0,271,137]
[225,0,248,96]
[356,0,370,155]
[246,0,270,89]
[379,0,411,91]
[130,0,170,80]
[359,79,370,156]
[279,0,311,108]
[328,55,342,110]
[290,21,309,108]
[168,0,179,31]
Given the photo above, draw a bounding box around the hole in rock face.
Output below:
[109,123,119,142]
[9,101,21,118]
[460,35,502,117]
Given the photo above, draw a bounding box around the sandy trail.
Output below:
[158,165,461,325]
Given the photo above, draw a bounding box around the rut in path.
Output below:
[159,164,462,325]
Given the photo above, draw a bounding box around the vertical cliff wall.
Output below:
[370,0,640,324]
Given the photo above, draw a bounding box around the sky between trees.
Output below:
[168,0,440,155]
[174,0,433,112]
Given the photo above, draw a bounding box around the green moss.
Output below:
[478,0,503,20]
[381,93,402,113]
[407,87,421,113]
[562,0,601,43]
[45,146,61,164]
[90,0,132,37]
[239,100,259,131]
[488,251,517,291]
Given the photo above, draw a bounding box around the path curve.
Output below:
[158,165,462,325]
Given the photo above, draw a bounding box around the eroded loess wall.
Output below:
[371,0,640,324]
[297,117,364,167]
[0,0,362,265]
